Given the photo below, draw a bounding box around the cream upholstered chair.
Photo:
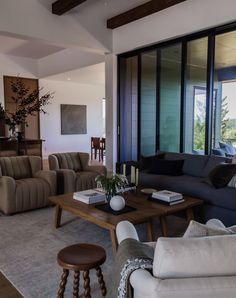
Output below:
[0,156,56,215]
[48,152,106,194]
[116,220,236,298]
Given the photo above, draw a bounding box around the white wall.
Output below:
[0,53,37,106]
[113,0,236,53]
[39,79,105,158]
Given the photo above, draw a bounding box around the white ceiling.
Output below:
[0,35,65,59]
[44,62,105,85]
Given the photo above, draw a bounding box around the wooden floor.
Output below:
[0,272,23,298]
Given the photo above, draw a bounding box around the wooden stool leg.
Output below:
[57,269,69,298]
[83,270,91,298]
[73,271,80,298]
[96,266,107,297]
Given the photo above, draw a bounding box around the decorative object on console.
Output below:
[96,173,128,203]
[0,77,53,139]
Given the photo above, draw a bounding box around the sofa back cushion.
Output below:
[202,155,232,177]
[54,152,82,172]
[149,159,184,176]
[153,235,236,279]
[0,156,32,179]
[163,152,208,177]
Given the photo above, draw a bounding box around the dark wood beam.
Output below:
[52,0,87,15]
[107,0,186,29]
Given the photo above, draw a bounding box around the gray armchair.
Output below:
[0,156,56,215]
[48,152,106,194]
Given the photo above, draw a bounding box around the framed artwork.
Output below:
[61,104,87,135]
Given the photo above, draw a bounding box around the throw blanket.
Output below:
[108,238,154,298]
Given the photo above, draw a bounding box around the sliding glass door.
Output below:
[159,44,182,152]
[213,31,236,150]
[140,51,157,156]
[184,37,208,154]
[118,23,236,162]
[119,56,138,162]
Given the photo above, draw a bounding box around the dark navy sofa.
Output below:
[139,152,236,226]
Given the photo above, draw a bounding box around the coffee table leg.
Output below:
[186,208,194,224]
[55,205,62,228]
[160,216,168,237]
[146,220,154,241]
[110,229,118,255]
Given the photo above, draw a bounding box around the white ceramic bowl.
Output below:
[110,195,125,211]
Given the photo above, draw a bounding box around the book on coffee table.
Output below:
[149,196,185,206]
[152,190,183,202]
[73,190,106,204]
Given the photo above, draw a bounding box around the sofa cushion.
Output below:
[183,220,234,238]
[228,174,236,188]
[54,152,82,172]
[153,235,236,279]
[163,152,208,177]
[149,159,184,176]
[204,163,236,188]
[212,148,225,156]
[202,155,231,177]
[139,153,165,171]
[0,156,32,179]
[219,141,236,155]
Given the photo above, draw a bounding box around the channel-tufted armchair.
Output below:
[48,152,106,194]
[0,156,56,215]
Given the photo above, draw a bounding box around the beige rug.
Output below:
[0,207,187,298]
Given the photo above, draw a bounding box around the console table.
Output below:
[0,139,44,158]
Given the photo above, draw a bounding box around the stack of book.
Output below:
[73,189,106,204]
[151,190,184,206]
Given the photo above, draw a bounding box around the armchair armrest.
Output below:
[130,269,160,296]
[56,169,76,194]
[34,170,57,195]
[79,152,107,175]
[0,176,16,215]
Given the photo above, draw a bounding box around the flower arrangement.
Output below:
[96,173,128,202]
[0,77,54,138]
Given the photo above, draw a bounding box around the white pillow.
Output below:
[228,174,236,188]
[183,220,232,237]
[153,235,236,279]
[232,156,236,164]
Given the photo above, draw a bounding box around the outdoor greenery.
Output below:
[194,95,236,150]
[0,77,54,133]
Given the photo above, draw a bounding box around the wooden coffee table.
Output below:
[49,191,203,255]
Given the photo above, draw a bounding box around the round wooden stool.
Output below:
[57,243,107,298]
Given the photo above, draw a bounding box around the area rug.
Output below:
[0,207,187,298]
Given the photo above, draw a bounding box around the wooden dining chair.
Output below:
[100,138,106,162]
[91,137,101,160]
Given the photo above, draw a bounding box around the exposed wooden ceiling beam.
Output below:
[52,0,87,15]
[107,0,186,29]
